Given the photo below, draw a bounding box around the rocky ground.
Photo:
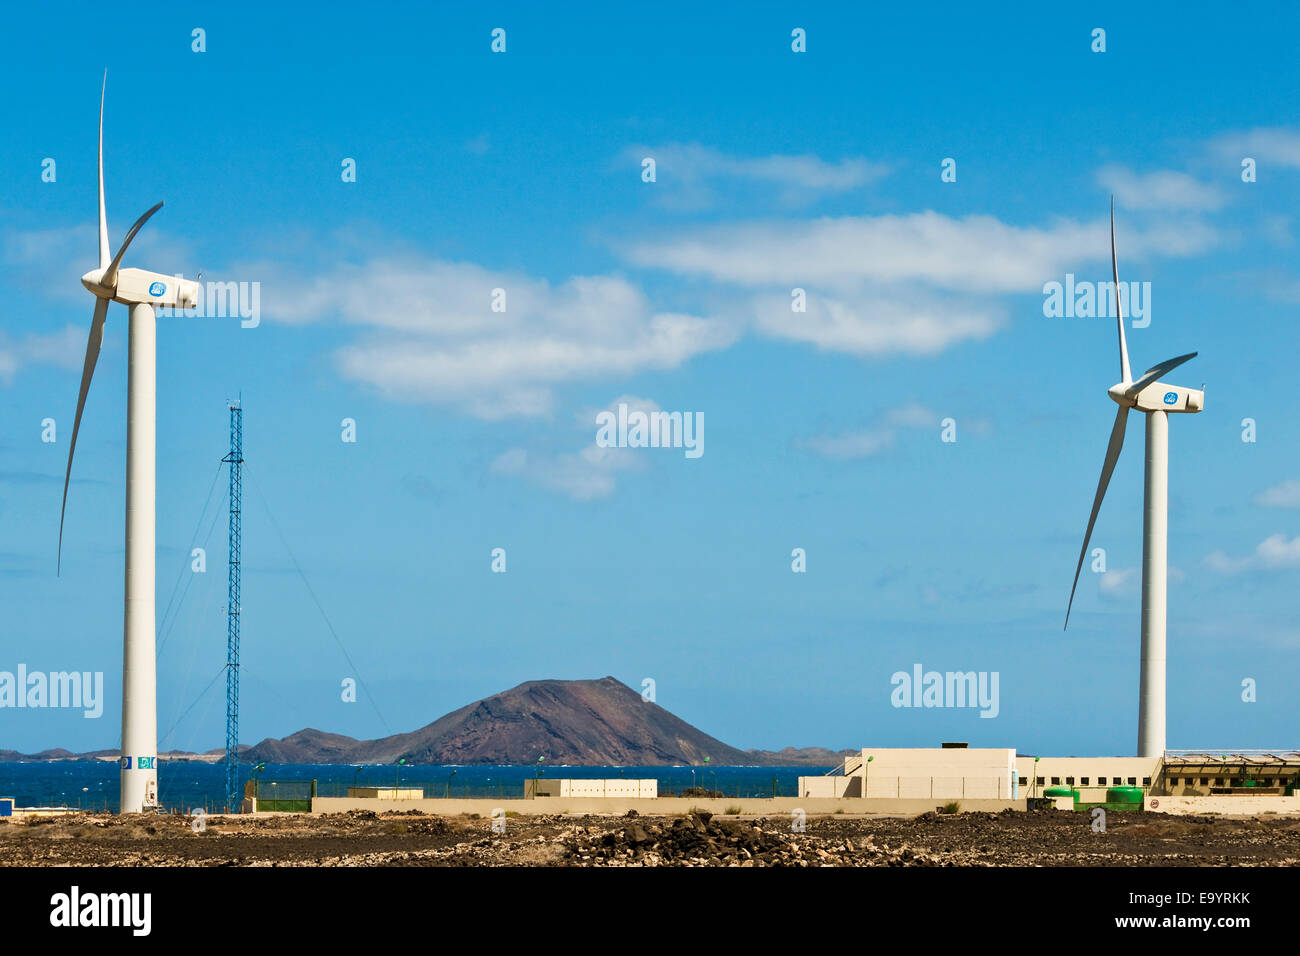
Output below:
[1,806,1297,866]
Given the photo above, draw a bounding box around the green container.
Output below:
[1106,786,1143,804]
[1043,787,1079,801]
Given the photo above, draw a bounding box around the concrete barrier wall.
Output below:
[308,796,1026,817]
[802,776,1014,799]
[1145,794,1300,815]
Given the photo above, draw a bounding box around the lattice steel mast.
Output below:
[221,403,243,812]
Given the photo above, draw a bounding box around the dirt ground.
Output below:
[1,806,1298,866]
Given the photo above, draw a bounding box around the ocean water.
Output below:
[0,762,832,813]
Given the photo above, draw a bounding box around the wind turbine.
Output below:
[1065,199,1203,759]
[58,74,200,813]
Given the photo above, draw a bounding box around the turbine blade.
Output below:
[98,71,109,271]
[1111,198,1132,383]
[59,296,111,575]
[1065,403,1129,629]
[1125,352,1198,397]
[101,201,163,288]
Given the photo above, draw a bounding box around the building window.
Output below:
[1200,778,1210,785]
[1065,777,1074,785]
[1018,777,1027,787]
[1036,777,1044,786]
[1127,777,1137,785]
[1142,777,1151,785]
[1051,777,1061,785]
[1081,777,1090,785]
[1214,778,1224,786]
[1097,777,1107,785]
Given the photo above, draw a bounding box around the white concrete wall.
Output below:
[1145,794,1300,815]
[797,776,853,798]
[308,795,1026,817]
[860,748,1016,776]
[803,772,1013,799]
[556,779,657,798]
[866,775,1013,799]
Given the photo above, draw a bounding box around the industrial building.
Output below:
[798,745,1300,814]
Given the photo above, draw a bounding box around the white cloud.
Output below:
[628,143,888,208]
[798,402,937,460]
[623,211,1216,293]
[490,395,658,500]
[1095,165,1226,212]
[620,209,1217,362]
[1257,533,1300,566]
[1205,533,1300,573]
[251,257,736,418]
[1228,268,1300,305]
[1255,478,1300,508]
[1212,127,1300,168]
[1098,566,1184,597]
[798,430,894,459]
[755,288,1002,357]
[1099,567,1138,596]
[0,325,86,385]
[625,213,1089,292]
[882,403,939,429]
[490,446,634,501]
[1204,551,1246,574]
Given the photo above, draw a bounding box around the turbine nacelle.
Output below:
[81,267,200,309]
[1108,381,1204,414]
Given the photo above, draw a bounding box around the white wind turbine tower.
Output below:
[58,74,200,813]
[1065,200,1204,759]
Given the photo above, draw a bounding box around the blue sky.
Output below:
[2,2,1299,758]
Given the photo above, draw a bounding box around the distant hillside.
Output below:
[242,676,854,767]
[0,747,226,763]
[1,677,857,766]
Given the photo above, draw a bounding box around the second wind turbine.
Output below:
[1065,200,1204,759]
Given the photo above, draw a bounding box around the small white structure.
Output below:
[527,778,658,798]
[347,787,424,800]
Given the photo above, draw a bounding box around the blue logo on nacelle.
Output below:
[1163,391,1178,405]
[148,281,166,297]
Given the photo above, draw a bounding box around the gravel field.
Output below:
[2,807,1298,867]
